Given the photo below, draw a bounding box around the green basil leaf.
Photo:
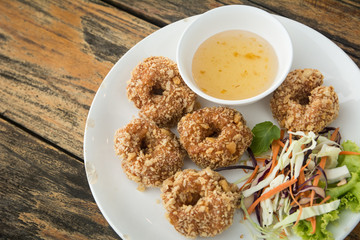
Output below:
[250,121,280,156]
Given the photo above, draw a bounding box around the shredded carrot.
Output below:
[239,165,259,191]
[280,129,285,139]
[318,156,328,170]
[330,127,340,142]
[318,195,331,205]
[275,139,285,148]
[339,151,360,155]
[298,170,306,190]
[242,162,249,173]
[289,130,293,145]
[297,158,311,193]
[300,158,311,173]
[279,230,287,239]
[255,157,267,167]
[310,129,338,205]
[266,142,281,178]
[310,216,317,234]
[294,207,303,226]
[247,178,298,215]
[289,180,302,226]
[308,128,338,227]
[307,128,338,235]
[290,192,301,206]
[310,156,327,206]
[309,157,327,236]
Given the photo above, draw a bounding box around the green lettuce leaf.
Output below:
[250,121,280,156]
[327,140,360,212]
[327,172,358,198]
[295,141,360,240]
[327,172,360,212]
[293,210,339,240]
[338,140,360,173]
[339,189,360,212]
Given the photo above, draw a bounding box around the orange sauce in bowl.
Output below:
[192,30,278,100]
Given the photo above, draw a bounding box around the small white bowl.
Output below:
[177,5,293,106]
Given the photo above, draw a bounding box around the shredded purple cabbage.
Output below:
[254,191,262,225]
[214,165,255,172]
[296,173,319,191]
[295,185,325,199]
[319,127,337,134]
[247,147,257,167]
[319,127,342,144]
[289,206,299,214]
[303,149,312,165]
[316,165,328,191]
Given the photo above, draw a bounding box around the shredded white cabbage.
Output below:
[240,130,344,239]
[315,136,339,150]
[261,174,287,226]
[273,200,340,229]
[324,165,351,183]
[277,131,317,180]
[316,144,342,169]
[242,164,280,197]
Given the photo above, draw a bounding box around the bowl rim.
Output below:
[176,5,293,106]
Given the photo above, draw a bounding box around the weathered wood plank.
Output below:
[0,117,119,239]
[347,223,360,240]
[106,0,360,67]
[0,0,158,159]
[243,0,360,66]
[104,0,279,27]
[103,0,225,26]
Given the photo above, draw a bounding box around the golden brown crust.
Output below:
[270,69,339,132]
[161,168,240,238]
[114,118,185,187]
[178,106,253,169]
[127,56,197,127]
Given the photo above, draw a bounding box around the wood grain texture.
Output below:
[1,0,359,239]
[242,0,360,66]
[347,223,360,240]
[0,0,158,159]
[0,118,118,239]
[103,0,225,26]
[107,0,360,67]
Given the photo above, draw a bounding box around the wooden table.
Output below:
[1,0,359,239]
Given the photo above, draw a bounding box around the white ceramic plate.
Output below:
[84,14,360,240]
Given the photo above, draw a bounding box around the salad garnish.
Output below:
[235,122,360,240]
[250,121,281,156]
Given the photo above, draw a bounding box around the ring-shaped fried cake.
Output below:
[178,107,253,169]
[270,69,339,133]
[127,56,197,127]
[161,168,240,238]
[114,118,185,188]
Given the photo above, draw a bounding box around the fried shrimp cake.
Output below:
[127,56,197,127]
[114,118,184,188]
[178,107,253,169]
[161,168,240,238]
[270,69,339,133]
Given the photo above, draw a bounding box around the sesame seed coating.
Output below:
[114,118,185,188]
[270,69,339,133]
[178,107,253,169]
[127,56,197,127]
[161,168,240,238]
